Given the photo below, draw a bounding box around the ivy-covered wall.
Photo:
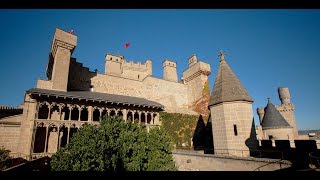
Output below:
[192,80,210,116]
[160,112,213,150]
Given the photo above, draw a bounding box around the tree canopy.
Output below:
[51,116,177,171]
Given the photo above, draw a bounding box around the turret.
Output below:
[257,107,265,124]
[163,59,178,82]
[208,50,257,157]
[146,59,152,76]
[105,54,124,75]
[188,54,198,67]
[46,28,77,91]
[278,87,291,105]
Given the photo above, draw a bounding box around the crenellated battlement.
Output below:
[122,59,152,72]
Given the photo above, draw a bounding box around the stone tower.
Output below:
[277,87,298,138]
[163,59,178,82]
[183,54,211,115]
[259,98,294,140]
[256,87,299,140]
[208,51,257,157]
[46,28,77,91]
[105,54,124,76]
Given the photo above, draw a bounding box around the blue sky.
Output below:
[0,10,319,130]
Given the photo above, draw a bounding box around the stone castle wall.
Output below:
[90,73,195,114]
[210,101,255,157]
[275,104,299,139]
[263,128,294,140]
[121,60,152,81]
[172,150,291,171]
[0,115,22,153]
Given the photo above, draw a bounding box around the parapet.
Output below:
[51,28,77,56]
[188,54,198,67]
[163,59,177,68]
[122,60,151,72]
[182,61,211,83]
[105,54,124,63]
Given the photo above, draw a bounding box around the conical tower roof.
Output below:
[261,98,291,129]
[208,51,253,107]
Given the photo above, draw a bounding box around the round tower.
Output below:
[278,87,290,105]
[256,107,265,124]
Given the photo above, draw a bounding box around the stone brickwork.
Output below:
[90,73,194,114]
[163,59,178,82]
[0,123,21,153]
[17,93,37,155]
[263,128,294,140]
[210,102,255,157]
[172,150,291,171]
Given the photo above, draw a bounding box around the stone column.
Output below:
[122,109,127,122]
[78,106,82,121]
[56,126,60,151]
[36,103,40,119]
[138,111,141,124]
[44,125,49,153]
[68,105,72,121]
[151,112,154,125]
[88,106,93,122]
[58,104,64,120]
[145,112,148,125]
[47,104,52,120]
[99,108,103,121]
[67,125,70,144]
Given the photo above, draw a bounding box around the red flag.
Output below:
[125,42,131,48]
[68,30,74,34]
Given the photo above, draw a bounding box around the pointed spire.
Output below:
[219,50,225,62]
[261,98,291,129]
[208,51,253,107]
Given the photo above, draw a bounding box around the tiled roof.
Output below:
[209,56,253,107]
[26,88,164,109]
[261,99,291,129]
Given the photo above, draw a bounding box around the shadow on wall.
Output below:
[67,58,98,91]
[246,118,259,156]
[192,114,214,154]
[258,139,319,170]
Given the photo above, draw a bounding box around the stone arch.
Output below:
[117,109,123,118]
[62,105,70,120]
[38,102,49,119]
[110,109,116,117]
[127,111,133,123]
[70,105,79,120]
[101,108,108,119]
[134,111,139,124]
[93,107,100,122]
[47,124,59,154]
[50,103,59,120]
[147,113,152,124]
[141,112,147,124]
[80,106,88,121]
[59,123,68,148]
[33,122,47,153]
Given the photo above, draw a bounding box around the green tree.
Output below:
[51,115,177,171]
[0,147,11,170]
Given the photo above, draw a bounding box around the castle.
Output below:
[0,28,306,159]
[256,88,302,141]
